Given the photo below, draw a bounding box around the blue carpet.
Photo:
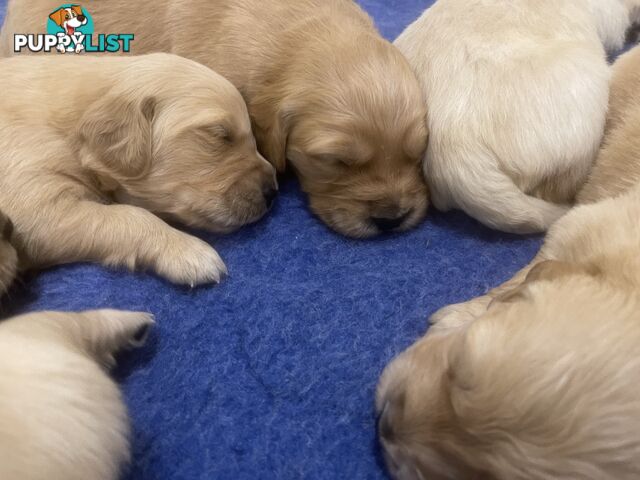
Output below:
[0,1,541,479]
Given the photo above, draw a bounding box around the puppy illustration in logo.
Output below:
[48,5,87,53]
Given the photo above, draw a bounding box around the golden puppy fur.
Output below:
[0,54,276,285]
[0,0,429,238]
[0,309,154,480]
[579,46,640,203]
[0,210,17,295]
[377,46,640,480]
[395,0,633,234]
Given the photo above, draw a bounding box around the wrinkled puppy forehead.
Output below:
[130,54,248,108]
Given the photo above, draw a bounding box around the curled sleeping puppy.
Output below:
[0,0,429,238]
[0,211,17,295]
[0,309,154,480]
[0,54,277,286]
[376,46,640,480]
[394,0,634,234]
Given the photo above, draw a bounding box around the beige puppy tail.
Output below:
[4,310,155,367]
[428,155,570,234]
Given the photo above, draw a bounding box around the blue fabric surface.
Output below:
[0,1,541,479]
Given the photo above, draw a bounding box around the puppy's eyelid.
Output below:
[315,154,360,167]
[197,125,234,145]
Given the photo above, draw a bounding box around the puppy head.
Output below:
[0,211,17,296]
[254,36,428,238]
[377,261,640,480]
[77,55,277,233]
[49,6,85,28]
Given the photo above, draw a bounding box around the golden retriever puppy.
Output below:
[0,309,154,480]
[0,0,429,238]
[377,250,640,480]
[394,0,632,234]
[0,54,276,285]
[429,44,640,331]
[0,210,17,295]
[376,46,640,479]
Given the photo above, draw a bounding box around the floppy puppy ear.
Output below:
[251,97,294,173]
[524,260,600,284]
[77,95,156,178]
[48,8,65,26]
[494,260,600,305]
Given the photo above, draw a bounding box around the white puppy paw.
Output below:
[155,234,228,286]
[429,299,489,331]
[56,43,66,54]
[75,43,85,53]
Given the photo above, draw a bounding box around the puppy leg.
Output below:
[23,200,227,286]
[5,309,155,367]
[430,253,547,330]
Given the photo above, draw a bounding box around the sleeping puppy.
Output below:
[0,0,429,238]
[377,247,640,480]
[394,0,633,234]
[376,46,640,480]
[0,211,17,295]
[428,43,640,330]
[0,54,276,286]
[0,309,154,480]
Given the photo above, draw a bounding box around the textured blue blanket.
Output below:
[0,1,541,479]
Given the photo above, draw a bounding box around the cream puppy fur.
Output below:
[376,46,640,480]
[0,0,429,238]
[395,0,632,234]
[0,309,154,480]
[0,54,276,285]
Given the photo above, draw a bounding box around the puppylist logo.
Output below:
[14,4,134,54]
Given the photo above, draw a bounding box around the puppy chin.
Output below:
[310,196,428,238]
[178,202,270,234]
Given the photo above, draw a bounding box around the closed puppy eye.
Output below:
[315,154,358,168]
[195,125,235,147]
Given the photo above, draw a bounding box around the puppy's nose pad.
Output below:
[78,14,86,22]
[2,218,14,241]
[371,211,411,232]
[263,187,278,209]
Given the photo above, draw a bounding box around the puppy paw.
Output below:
[56,44,66,54]
[75,43,85,53]
[78,310,155,367]
[429,299,489,331]
[155,234,228,286]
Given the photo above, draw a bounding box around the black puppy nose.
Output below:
[2,218,13,241]
[78,14,86,22]
[263,187,278,209]
[371,211,410,232]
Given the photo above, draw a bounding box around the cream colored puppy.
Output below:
[0,54,276,285]
[376,46,640,479]
[0,0,429,238]
[395,0,632,234]
[0,309,154,480]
